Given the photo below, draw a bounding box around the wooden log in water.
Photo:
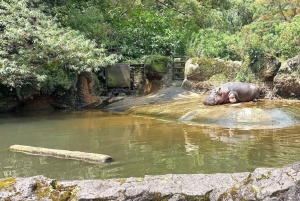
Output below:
[9,145,114,164]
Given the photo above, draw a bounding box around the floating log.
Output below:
[9,145,114,164]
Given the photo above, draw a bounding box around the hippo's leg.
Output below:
[228,91,237,103]
[214,87,230,104]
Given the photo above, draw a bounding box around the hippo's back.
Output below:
[226,82,259,102]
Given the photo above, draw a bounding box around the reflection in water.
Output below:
[1,110,300,180]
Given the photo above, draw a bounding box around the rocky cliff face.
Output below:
[0,72,104,112]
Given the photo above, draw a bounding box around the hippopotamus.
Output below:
[203,82,259,105]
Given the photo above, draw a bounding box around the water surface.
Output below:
[1,110,300,180]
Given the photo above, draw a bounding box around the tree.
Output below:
[254,0,300,22]
[0,0,119,96]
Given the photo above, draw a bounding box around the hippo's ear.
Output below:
[216,87,222,95]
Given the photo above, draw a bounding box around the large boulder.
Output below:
[141,55,173,95]
[273,55,300,99]
[47,72,104,109]
[182,57,242,93]
[256,55,281,81]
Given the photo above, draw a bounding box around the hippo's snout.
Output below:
[203,95,216,106]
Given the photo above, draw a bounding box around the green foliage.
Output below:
[222,0,256,32]
[273,15,300,59]
[39,68,77,94]
[240,14,300,60]
[187,29,242,60]
[0,0,119,93]
[113,5,185,59]
[54,1,113,46]
[1,0,300,99]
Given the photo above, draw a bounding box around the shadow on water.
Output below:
[1,99,300,180]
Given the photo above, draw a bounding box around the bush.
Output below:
[186,29,242,60]
[0,0,119,94]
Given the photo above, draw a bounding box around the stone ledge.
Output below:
[1,162,300,200]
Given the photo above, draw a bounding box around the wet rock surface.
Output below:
[122,87,300,130]
[2,162,300,200]
[103,85,199,112]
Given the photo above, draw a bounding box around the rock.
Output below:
[0,72,105,112]
[127,94,300,130]
[257,55,281,81]
[141,55,173,95]
[273,55,300,99]
[2,162,300,200]
[0,85,21,112]
[103,86,199,112]
[220,164,300,201]
[0,175,75,201]
[182,57,241,93]
[74,72,102,108]
[19,94,55,111]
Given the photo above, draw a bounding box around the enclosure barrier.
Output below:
[9,145,114,164]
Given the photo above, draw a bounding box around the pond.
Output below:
[1,110,300,180]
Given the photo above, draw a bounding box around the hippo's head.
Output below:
[214,87,224,104]
[203,89,217,106]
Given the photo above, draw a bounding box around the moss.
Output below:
[107,75,120,87]
[35,183,51,199]
[189,57,238,80]
[137,177,144,182]
[208,74,227,86]
[119,179,126,185]
[145,55,170,73]
[244,173,253,185]
[218,185,247,201]
[155,192,162,198]
[35,179,77,201]
[184,190,212,201]
[0,177,16,190]
[256,171,271,181]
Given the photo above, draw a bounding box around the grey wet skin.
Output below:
[203,82,259,105]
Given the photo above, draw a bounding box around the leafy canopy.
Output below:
[0,0,119,91]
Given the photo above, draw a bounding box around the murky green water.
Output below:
[1,110,300,180]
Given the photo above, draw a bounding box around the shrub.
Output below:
[0,0,119,94]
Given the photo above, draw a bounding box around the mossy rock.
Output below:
[145,55,171,74]
[0,177,16,190]
[273,55,300,98]
[234,55,256,83]
[207,74,227,86]
[186,57,240,82]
